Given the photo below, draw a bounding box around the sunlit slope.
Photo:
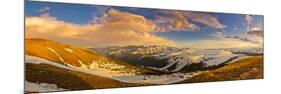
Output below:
[181,56,263,83]
[25,38,154,77]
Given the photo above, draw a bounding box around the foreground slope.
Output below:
[181,56,263,83]
[25,57,145,93]
[25,38,154,93]
[25,38,154,77]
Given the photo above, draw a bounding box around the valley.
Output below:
[25,39,263,93]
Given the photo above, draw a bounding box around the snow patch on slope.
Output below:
[25,81,67,92]
[26,55,205,84]
[64,48,74,53]
[46,47,66,64]
[25,55,116,78]
[114,71,203,84]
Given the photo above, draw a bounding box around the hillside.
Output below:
[25,61,145,93]
[180,56,263,83]
[25,38,155,77]
[94,46,261,73]
[25,38,156,93]
[24,38,263,93]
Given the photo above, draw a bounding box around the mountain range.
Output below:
[25,38,263,93]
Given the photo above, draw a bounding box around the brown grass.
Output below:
[25,38,155,73]
[25,38,156,93]
[25,63,147,93]
[182,56,263,83]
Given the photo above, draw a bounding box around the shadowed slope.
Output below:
[25,63,146,93]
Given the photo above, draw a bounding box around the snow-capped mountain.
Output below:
[94,45,180,56]
[24,39,204,92]
[225,48,263,55]
[25,39,264,93]
[93,46,263,73]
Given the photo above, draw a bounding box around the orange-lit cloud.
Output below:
[98,9,157,33]
[247,26,263,37]
[185,12,225,29]
[154,11,198,32]
[154,11,225,31]
[25,9,177,47]
[210,28,263,45]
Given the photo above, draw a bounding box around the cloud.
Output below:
[91,6,111,24]
[224,35,262,44]
[245,15,253,31]
[247,26,263,37]
[211,31,224,38]
[184,27,263,49]
[245,15,253,25]
[154,11,225,32]
[186,38,262,49]
[185,12,225,29]
[247,30,263,37]
[244,15,263,37]
[37,7,50,12]
[25,9,176,47]
[210,29,263,44]
[37,7,50,17]
[98,9,157,33]
[154,11,198,32]
[223,25,264,44]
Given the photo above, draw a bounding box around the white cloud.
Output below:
[245,15,253,25]
[37,7,50,13]
[245,15,253,31]
[37,7,50,17]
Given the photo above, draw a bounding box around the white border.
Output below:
[1,0,281,94]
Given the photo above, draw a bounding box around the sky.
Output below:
[25,1,263,48]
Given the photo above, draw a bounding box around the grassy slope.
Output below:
[25,38,157,93]
[181,56,263,83]
[25,63,147,93]
[25,38,155,74]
